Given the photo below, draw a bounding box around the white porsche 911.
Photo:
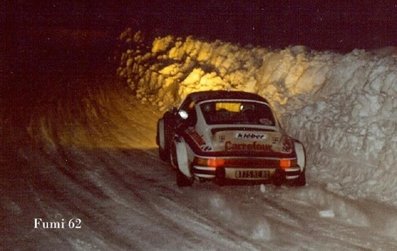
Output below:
[156,91,306,187]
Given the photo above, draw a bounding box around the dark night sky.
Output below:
[5,0,397,50]
[2,0,397,83]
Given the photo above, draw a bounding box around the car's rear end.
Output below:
[171,93,306,186]
[189,128,304,185]
[192,155,301,183]
[187,98,305,185]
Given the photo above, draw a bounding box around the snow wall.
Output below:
[117,29,397,205]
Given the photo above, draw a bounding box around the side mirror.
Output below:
[178,110,189,120]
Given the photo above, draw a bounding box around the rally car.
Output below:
[156,90,306,187]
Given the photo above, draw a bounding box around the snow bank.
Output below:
[117,29,397,205]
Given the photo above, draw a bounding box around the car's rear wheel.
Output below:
[292,170,306,187]
[176,169,193,187]
[171,141,193,187]
[158,120,171,161]
[272,170,284,187]
[159,146,169,161]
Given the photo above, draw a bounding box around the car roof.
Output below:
[185,90,269,104]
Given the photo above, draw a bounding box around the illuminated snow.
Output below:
[118,30,397,205]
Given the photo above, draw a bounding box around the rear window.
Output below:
[200,101,275,126]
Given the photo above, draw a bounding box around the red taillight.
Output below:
[279,159,291,169]
[207,158,225,167]
[195,157,225,167]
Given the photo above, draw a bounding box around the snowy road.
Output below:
[2,74,397,250]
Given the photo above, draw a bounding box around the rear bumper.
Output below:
[192,165,302,181]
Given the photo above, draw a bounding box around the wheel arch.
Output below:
[173,136,193,178]
[294,140,306,172]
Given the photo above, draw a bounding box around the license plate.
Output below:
[234,170,269,179]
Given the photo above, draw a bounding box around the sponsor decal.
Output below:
[281,136,293,153]
[200,145,212,151]
[186,127,205,146]
[235,132,267,140]
[225,141,272,152]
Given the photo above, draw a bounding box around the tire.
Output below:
[272,170,284,187]
[176,169,193,187]
[158,120,171,162]
[171,140,193,187]
[170,141,178,168]
[214,178,225,186]
[159,146,169,161]
[292,170,306,187]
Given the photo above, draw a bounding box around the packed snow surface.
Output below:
[3,74,397,250]
[117,29,397,205]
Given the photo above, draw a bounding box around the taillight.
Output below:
[280,159,297,169]
[279,159,291,169]
[207,158,225,167]
[195,157,225,167]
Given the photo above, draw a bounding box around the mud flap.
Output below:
[175,139,192,178]
[294,141,306,172]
